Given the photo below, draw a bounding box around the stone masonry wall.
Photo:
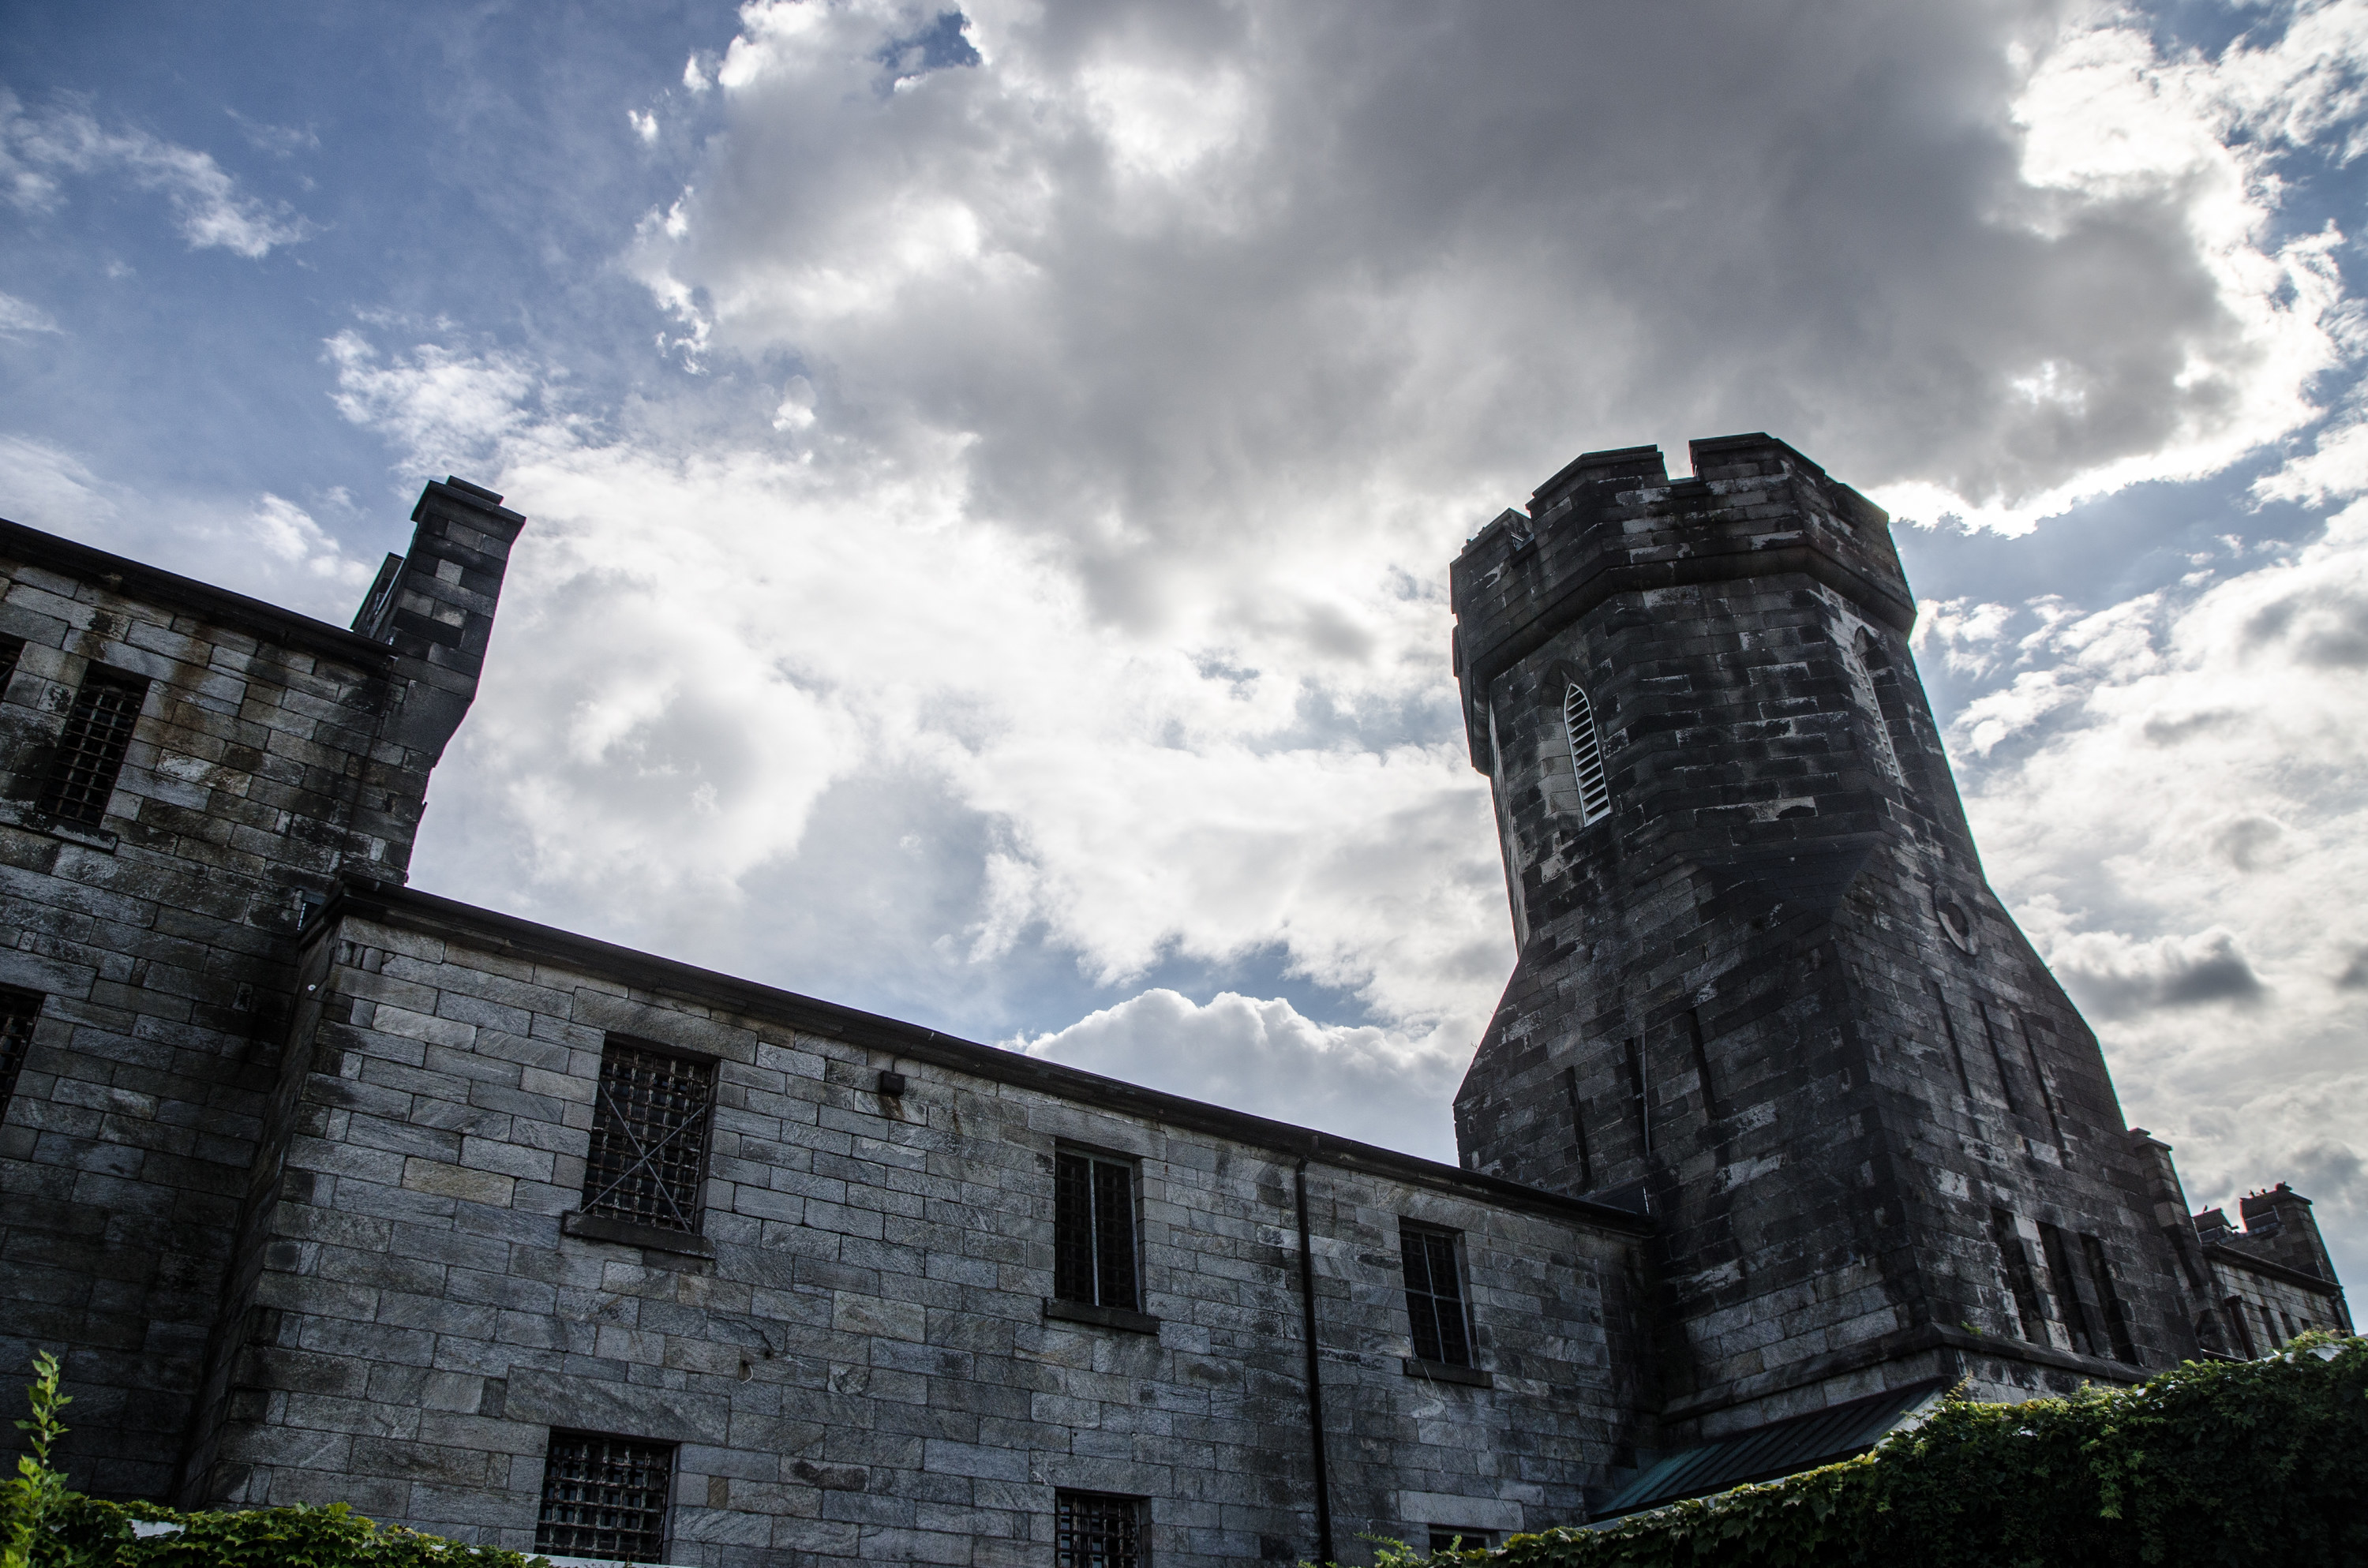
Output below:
[0,488,519,1499]
[202,888,1650,1566]
[1447,436,2205,1435]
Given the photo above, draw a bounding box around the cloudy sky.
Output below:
[5,0,2366,1283]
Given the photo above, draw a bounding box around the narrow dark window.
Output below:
[1429,1530,1495,1555]
[1684,1009,1720,1120]
[0,987,41,1117]
[1399,1222,1472,1367]
[1561,1065,1593,1192]
[1054,1151,1139,1311]
[0,639,22,695]
[1977,1005,2021,1113]
[38,666,146,828]
[1931,981,1973,1098]
[535,1432,674,1563]
[2082,1235,2137,1362]
[1055,1490,1142,1568]
[1563,682,1612,825]
[581,1038,715,1234]
[2036,1222,2093,1355]
[2017,1013,2067,1147]
[1988,1208,2043,1341]
[1624,1036,1650,1155]
[2223,1296,2258,1359]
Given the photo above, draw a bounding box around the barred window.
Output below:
[581,1038,715,1234]
[1054,1151,1138,1311]
[535,1432,674,1563]
[38,666,147,829]
[1563,682,1612,825]
[1055,1490,1142,1568]
[0,639,21,694]
[1399,1221,1472,1367]
[0,986,40,1117]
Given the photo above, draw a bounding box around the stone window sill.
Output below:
[1042,1297,1162,1335]
[0,800,116,852]
[561,1209,716,1259]
[1403,1357,1493,1388]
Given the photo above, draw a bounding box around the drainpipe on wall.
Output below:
[1295,1155,1336,1565]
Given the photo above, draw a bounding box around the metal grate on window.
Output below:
[0,986,40,1117]
[581,1039,715,1233]
[1055,1489,1142,1568]
[1400,1222,1472,1367]
[1054,1151,1139,1311]
[38,667,146,829]
[535,1432,674,1563]
[1563,682,1612,825]
[0,640,21,696]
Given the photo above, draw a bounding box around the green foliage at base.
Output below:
[1401,1334,2368,1568]
[2,1353,545,1568]
[28,1498,550,1568]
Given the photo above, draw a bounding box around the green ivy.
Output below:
[1387,1334,2368,1568]
[2,1357,549,1568]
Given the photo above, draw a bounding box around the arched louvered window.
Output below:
[1563,682,1612,825]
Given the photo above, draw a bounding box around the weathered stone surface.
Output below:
[1,443,2348,1564]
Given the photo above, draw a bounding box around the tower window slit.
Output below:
[1563,681,1613,825]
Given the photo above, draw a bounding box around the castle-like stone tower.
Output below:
[1449,435,2208,1430]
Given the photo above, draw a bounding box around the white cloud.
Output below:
[292,1,2368,1282]
[0,292,62,336]
[0,438,373,619]
[1946,496,2368,1280]
[0,90,311,258]
[1012,988,1460,1156]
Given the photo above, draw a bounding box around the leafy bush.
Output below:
[2,1354,545,1568]
[1396,1334,2368,1568]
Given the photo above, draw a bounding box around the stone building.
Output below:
[0,443,2350,1567]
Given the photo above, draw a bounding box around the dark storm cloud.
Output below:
[2059,929,2267,1018]
[644,0,2335,645]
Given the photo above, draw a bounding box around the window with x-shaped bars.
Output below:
[581,1038,715,1233]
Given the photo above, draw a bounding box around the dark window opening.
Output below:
[1989,1208,2043,1341]
[38,666,147,829]
[0,986,41,1117]
[1055,1489,1142,1568]
[1562,1065,1593,1192]
[1624,1035,1650,1155]
[581,1038,715,1233]
[1429,1530,1495,1555]
[1977,1005,2021,1114]
[1400,1221,1472,1367]
[2223,1296,2259,1359]
[0,639,21,695]
[535,1432,674,1563]
[1931,981,1973,1098]
[2036,1222,2094,1356]
[1055,1151,1139,1311]
[2082,1234,2137,1362]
